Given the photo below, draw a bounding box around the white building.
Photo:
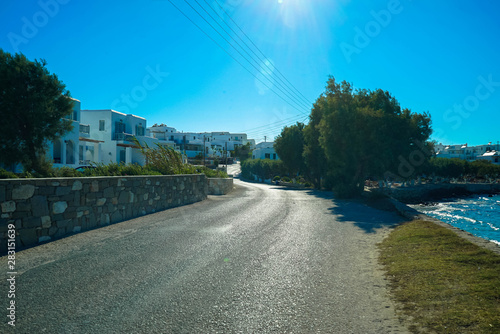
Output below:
[80,109,161,166]
[48,98,102,169]
[147,125,256,160]
[435,142,500,164]
[252,142,279,160]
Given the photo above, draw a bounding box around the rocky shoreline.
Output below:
[370,184,500,255]
[376,182,500,204]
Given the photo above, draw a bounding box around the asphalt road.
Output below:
[1,169,409,333]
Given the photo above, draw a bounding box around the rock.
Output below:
[1,201,16,213]
[41,216,52,228]
[12,185,35,200]
[38,236,51,243]
[31,196,49,216]
[72,181,83,191]
[53,201,68,214]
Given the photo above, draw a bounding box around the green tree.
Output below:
[303,97,329,188]
[234,142,252,161]
[274,122,305,176]
[0,50,74,173]
[316,77,432,197]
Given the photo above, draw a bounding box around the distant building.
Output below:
[147,125,255,160]
[252,142,279,160]
[434,142,500,164]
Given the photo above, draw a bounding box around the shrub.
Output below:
[53,166,83,177]
[0,168,18,179]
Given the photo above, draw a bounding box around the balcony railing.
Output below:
[113,132,134,141]
[79,124,90,135]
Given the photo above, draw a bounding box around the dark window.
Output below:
[115,121,126,133]
[99,120,105,131]
[265,153,270,159]
[136,125,145,136]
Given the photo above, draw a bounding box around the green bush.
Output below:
[52,166,83,177]
[425,157,500,180]
[0,168,18,179]
[241,159,285,181]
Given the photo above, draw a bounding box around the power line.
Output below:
[176,0,310,116]
[238,112,307,133]
[167,0,314,139]
[202,0,312,110]
[212,0,314,107]
[245,115,309,139]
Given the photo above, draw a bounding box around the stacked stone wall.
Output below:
[0,175,207,251]
[207,178,233,195]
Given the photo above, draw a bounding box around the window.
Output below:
[99,120,105,131]
[265,153,271,159]
[115,121,126,133]
[273,153,277,160]
[136,125,145,136]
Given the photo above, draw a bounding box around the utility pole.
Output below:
[264,136,267,143]
[203,135,206,166]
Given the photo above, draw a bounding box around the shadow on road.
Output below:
[327,200,404,234]
[273,186,404,234]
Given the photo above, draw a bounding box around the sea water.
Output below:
[411,194,500,245]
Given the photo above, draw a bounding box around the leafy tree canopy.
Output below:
[234,142,252,161]
[0,49,74,173]
[315,77,433,197]
[274,122,306,176]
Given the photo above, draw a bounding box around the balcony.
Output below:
[79,124,90,137]
[113,132,135,141]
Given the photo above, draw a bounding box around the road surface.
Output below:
[1,169,409,333]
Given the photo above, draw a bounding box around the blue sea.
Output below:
[411,194,500,245]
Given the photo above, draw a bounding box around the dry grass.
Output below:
[378,220,500,333]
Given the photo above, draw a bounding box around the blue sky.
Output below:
[1,0,499,145]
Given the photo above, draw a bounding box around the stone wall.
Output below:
[0,175,208,251]
[207,178,233,195]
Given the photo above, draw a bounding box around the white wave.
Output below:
[487,223,500,231]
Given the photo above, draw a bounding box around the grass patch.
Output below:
[378,220,500,333]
